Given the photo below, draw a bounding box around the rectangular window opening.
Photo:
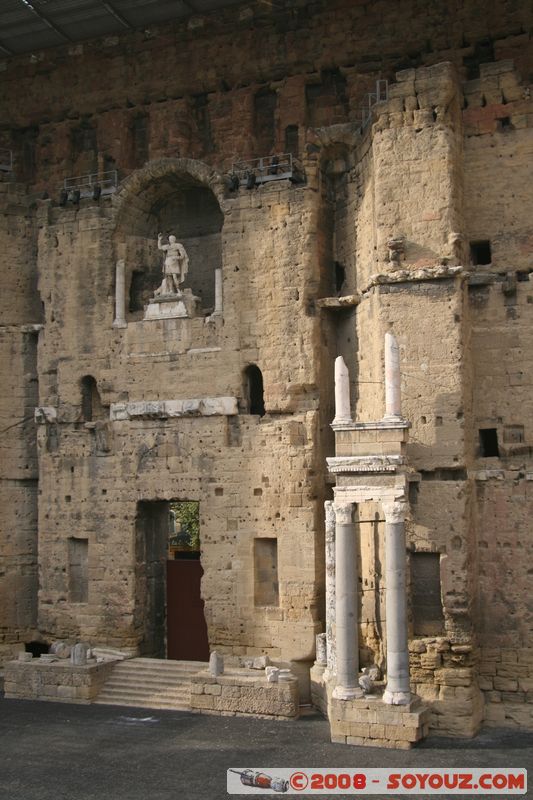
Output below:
[470,240,492,266]
[254,538,279,607]
[68,537,88,603]
[411,552,444,636]
[479,428,500,457]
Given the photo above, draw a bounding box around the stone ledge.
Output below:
[316,294,360,309]
[110,396,238,420]
[363,265,464,293]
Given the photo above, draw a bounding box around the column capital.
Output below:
[333,501,353,525]
[382,499,407,524]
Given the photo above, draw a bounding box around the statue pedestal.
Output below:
[144,289,199,320]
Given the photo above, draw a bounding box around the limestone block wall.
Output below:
[370,64,466,273]
[190,668,299,719]
[463,62,533,269]
[33,166,328,681]
[1,1,532,194]
[36,410,323,666]
[0,182,41,325]
[0,185,41,662]
[0,0,532,736]
[4,658,115,703]
[35,173,323,414]
[468,279,533,730]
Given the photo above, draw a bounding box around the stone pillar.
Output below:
[324,501,336,676]
[382,499,411,705]
[332,502,363,700]
[213,268,223,316]
[384,331,401,419]
[112,258,127,328]
[332,356,352,427]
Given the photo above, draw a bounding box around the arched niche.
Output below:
[244,365,265,417]
[113,159,225,318]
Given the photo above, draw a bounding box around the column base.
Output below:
[383,689,411,706]
[329,692,429,749]
[333,684,364,701]
[112,320,127,329]
[331,417,354,429]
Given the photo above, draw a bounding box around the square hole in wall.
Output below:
[470,240,492,266]
[497,116,512,131]
[479,428,500,457]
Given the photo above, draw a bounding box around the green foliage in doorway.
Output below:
[170,500,200,551]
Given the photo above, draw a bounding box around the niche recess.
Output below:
[244,365,265,416]
[116,166,224,319]
[410,552,444,636]
[254,538,279,606]
[80,375,106,421]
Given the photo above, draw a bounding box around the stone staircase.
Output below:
[94,658,206,711]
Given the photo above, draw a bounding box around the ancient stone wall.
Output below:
[32,170,327,696]
[1,0,532,193]
[0,183,41,660]
[0,0,532,736]
[468,278,533,730]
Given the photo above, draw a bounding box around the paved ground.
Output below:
[0,696,531,800]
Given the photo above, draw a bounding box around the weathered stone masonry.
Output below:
[1,0,533,740]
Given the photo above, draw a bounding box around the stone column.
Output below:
[324,501,336,676]
[332,501,363,700]
[384,331,401,419]
[382,499,411,705]
[112,258,127,328]
[332,356,352,427]
[213,268,223,316]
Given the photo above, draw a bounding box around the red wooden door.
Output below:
[166,559,209,661]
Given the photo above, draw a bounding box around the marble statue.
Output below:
[155,233,189,296]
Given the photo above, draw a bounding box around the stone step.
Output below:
[97,688,189,701]
[95,696,191,711]
[110,661,203,674]
[108,667,197,680]
[93,658,205,711]
[100,679,191,692]
[101,682,189,692]
[133,658,205,668]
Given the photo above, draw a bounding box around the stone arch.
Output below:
[113,159,226,317]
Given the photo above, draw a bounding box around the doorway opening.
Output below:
[134,499,209,661]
